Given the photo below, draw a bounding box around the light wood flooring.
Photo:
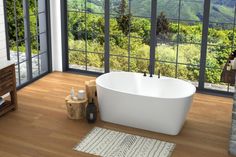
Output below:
[0,72,234,157]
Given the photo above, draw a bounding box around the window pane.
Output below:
[110,35,128,56]
[110,56,128,71]
[156,0,179,19]
[17,39,27,62]
[32,55,39,78]
[87,53,104,73]
[130,37,149,59]
[19,61,28,84]
[180,0,204,21]
[156,42,176,63]
[30,15,38,37]
[69,50,86,70]
[178,44,201,65]
[179,21,202,44]
[155,62,176,78]
[209,1,235,23]
[131,0,151,17]
[204,68,228,92]
[39,52,48,74]
[177,64,199,86]
[130,58,149,72]
[68,0,85,11]
[15,65,19,86]
[87,0,104,14]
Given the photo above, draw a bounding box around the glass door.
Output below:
[204,1,236,92]
[5,0,50,87]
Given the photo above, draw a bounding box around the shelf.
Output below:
[0,100,11,109]
[0,100,15,116]
[0,64,17,117]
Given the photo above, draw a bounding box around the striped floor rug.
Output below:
[74,127,175,157]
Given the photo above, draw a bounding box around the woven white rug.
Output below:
[74,127,175,157]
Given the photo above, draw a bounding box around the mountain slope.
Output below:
[130,0,235,23]
[68,0,236,23]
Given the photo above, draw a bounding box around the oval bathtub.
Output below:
[96,72,196,135]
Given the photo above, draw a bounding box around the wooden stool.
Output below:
[65,95,88,119]
[85,80,99,112]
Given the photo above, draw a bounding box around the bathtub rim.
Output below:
[96,71,196,99]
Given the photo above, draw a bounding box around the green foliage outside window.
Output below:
[68,11,233,84]
[6,0,38,54]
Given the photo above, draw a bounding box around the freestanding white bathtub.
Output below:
[96,72,196,135]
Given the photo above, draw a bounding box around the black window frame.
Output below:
[4,0,52,89]
[61,0,235,97]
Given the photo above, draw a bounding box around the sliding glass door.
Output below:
[5,0,50,87]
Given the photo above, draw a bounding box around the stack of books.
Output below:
[0,97,5,106]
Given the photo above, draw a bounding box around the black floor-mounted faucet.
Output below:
[157,69,161,78]
[143,71,147,76]
[148,65,153,77]
[143,66,159,78]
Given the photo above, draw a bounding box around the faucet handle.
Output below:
[143,71,147,76]
[158,69,161,78]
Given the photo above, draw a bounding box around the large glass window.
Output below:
[109,0,151,72]
[6,0,50,87]
[204,1,236,92]
[68,0,105,72]
[65,0,236,94]
[155,0,203,88]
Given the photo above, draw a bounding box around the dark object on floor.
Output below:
[86,99,97,123]
[0,97,4,106]
[221,58,235,85]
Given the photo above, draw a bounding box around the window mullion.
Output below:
[104,0,110,73]
[23,0,33,80]
[149,0,157,75]
[199,0,211,89]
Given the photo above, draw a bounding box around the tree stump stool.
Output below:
[85,80,99,112]
[65,95,88,119]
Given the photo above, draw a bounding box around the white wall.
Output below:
[50,0,63,71]
[0,0,7,62]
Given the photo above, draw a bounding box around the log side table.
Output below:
[65,95,88,120]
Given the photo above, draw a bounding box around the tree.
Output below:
[6,0,37,53]
[116,0,132,36]
[156,12,169,36]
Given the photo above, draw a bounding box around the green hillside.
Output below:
[68,0,236,23]
[130,0,235,23]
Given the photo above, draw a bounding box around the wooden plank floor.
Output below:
[0,72,234,157]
